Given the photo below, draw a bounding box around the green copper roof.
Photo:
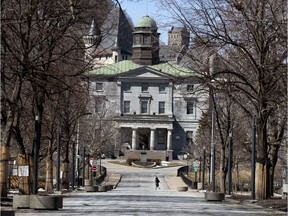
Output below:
[136,16,157,28]
[87,60,198,77]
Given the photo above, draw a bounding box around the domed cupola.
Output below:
[132,16,160,65]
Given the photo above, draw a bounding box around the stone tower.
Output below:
[83,19,102,49]
[168,26,190,49]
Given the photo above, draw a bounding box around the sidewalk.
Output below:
[164,176,194,191]
[101,172,122,189]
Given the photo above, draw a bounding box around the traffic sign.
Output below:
[193,160,200,168]
[192,160,200,172]
[89,158,97,166]
[92,165,97,172]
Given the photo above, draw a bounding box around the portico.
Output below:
[114,115,174,161]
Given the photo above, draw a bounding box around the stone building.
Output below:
[85,15,208,161]
[83,4,133,68]
[168,26,190,49]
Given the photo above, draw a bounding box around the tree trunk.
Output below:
[0,145,9,197]
[255,162,267,199]
[28,155,33,193]
[17,154,31,194]
[220,145,226,193]
[255,111,270,199]
[45,158,54,193]
[61,161,70,190]
[269,144,280,196]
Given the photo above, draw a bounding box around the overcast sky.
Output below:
[119,0,170,44]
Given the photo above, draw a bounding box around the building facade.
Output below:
[83,4,133,68]
[85,14,208,161]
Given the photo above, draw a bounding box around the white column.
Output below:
[167,129,172,150]
[150,129,156,150]
[132,128,137,150]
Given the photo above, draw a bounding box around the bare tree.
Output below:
[1,0,113,196]
[158,0,287,199]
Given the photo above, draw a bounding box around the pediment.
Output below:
[118,66,171,79]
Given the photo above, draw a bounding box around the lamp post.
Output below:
[33,113,41,194]
[82,147,85,187]
[184,153,189,176]
[228,129,233,195]
[202,147,206,190]
[211,106,216,192]
[251,116,256,199]
[56,126,61,191]
[71,138,75,190]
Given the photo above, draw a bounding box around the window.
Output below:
[123,83,131,92]
[95,82,103,91]
[186,131,193,145]
[158,129,165,145]
[123,101,130,113]
[187,101,194,114]
[143,35,150,45]
[187,84,194,93]
[159,102,165,114]
[141,83,148,92]
[134,35,141,45]
[95,100,104,112]
[141,101,148,114]
[159,84,166,93]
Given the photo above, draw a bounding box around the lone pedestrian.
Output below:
[155,176,160,190]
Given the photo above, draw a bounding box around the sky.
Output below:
[118,0,171,44]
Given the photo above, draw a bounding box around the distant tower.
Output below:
[132,16,160,65]
[83,19,102,50]
[168,26,190,49]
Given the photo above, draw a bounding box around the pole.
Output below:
[211,107,216,192]
[33,114,40,194]
[251,116,256,199]
[56,127,61,191]
[228,129,233,195]
[212,145,216,192]
[72,139,75,190]
[76,121,80,187]
[77,147,80,188]
[82,147,85,187]
[202,147,206,190]
[100,154,102,175]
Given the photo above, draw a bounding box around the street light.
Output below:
[71,137,76,190]
[251,116,256,199]
[228,129,233,195]
[33,113,40,194]
[202,147,206,191]
[211,104,216,192]
[56,126,61,191]
[183,153,189,176]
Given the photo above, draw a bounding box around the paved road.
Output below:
[15,160,282,216]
